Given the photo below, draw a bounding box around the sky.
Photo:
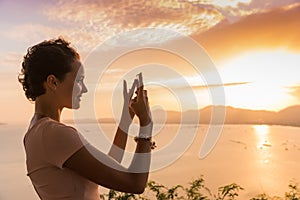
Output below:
[1,0,300,124]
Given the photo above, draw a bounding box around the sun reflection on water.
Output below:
[253,125,272,165]
[253,125,271,149]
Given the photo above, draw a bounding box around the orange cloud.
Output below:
[192,3,300,61]
[192,81,251,89]
[3,0,299,60]
[43,0,224,39]
[0,23,105,59]
[288,85,300,102]
[0,52,23,71]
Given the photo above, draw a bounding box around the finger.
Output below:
[137,86,144,101]
[135,89,147,95]
[143,90,148,96]
[129,79,138,99]
[129,98,135,108]
[123,80,127,97]
[129,97,137,106]
[137,72,144,90]
[137,73,144,100]
[130,95,140,105]
[132,96,137,103]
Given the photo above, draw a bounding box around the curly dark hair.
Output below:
[18,37,80,101]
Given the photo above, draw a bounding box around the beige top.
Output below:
[24,117,100,200]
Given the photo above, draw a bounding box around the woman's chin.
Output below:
[72,104,80,109]
[73,105,80,109]
[71,101,80,109]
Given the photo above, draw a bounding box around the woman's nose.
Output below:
[82,82,88,93]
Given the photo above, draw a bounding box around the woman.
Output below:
[18,38,154,200]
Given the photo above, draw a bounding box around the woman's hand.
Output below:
[119,79,138,130]
[130,74,152,127]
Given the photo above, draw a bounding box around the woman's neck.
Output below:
[34,96,62,122]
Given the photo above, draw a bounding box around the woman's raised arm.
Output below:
[107,79,137,162]
[64,74,153,194]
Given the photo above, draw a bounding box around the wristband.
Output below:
[138,122,153,138]
[134,136,157,150]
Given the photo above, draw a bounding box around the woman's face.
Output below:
[56,59,88,109]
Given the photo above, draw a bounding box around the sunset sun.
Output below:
[218,49,300,111]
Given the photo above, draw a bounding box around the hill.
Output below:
[152,105,300,127]
[63,105,300,127]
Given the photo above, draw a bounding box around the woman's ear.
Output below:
[45,74,58,91]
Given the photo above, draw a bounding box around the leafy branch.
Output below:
[100,176,299,200]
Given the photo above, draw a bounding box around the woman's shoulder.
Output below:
[43,118,78,134]
[39,118,87,146]
[47,118,74,128]
[27,117,78,136]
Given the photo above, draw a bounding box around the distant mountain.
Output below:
[152,105,300,127]
[64,105,300,127]
[63,118,115,124]
[275,105,300,126]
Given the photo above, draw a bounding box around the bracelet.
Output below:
[138,123,153,139]
[134,136,157,150]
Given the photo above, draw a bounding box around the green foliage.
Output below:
[216,183,244,200]
[185,176,211,200]
[100,176,299,200]
[285,181,300,200]
[249,180,300,200]
[100,189,139,200]
[147,180,184,200]
[250,193,270,200]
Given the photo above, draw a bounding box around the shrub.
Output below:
[100,176,298,200]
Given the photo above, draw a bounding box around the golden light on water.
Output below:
[253,125,270,149]
[253,125,272,165]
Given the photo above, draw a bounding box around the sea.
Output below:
[0,123,299,199]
